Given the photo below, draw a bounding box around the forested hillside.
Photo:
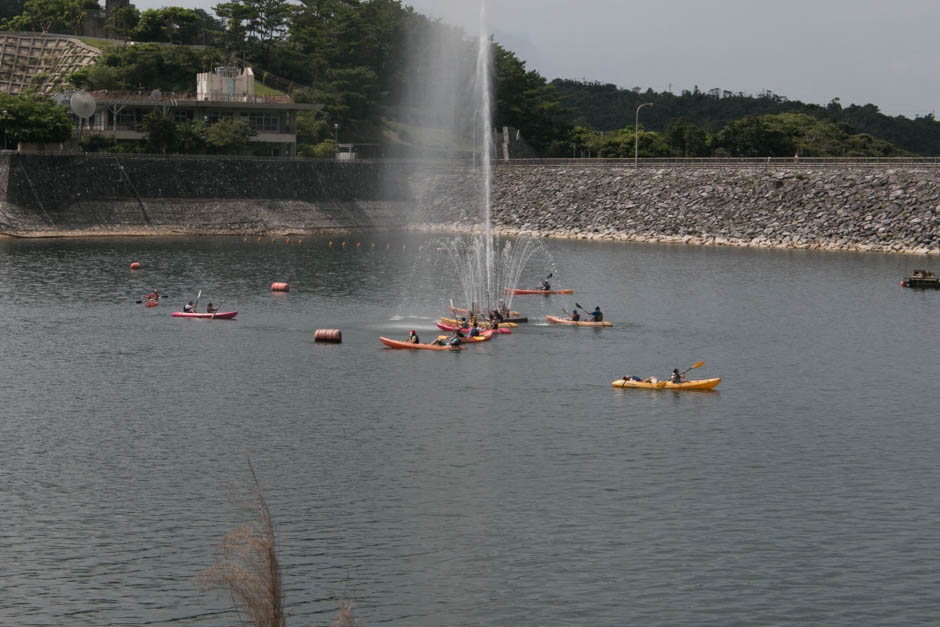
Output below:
[3,0,936,157]
[553,81,940,156]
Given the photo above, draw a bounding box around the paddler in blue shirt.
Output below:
[591,306,603,322]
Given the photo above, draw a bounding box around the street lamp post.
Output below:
[634,102,654,168]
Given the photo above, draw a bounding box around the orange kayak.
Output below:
[379,336,465,350]
[545,315,612,327]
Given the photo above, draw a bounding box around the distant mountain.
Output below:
[551,80,940,156]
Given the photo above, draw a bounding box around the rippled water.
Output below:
[1,233,938,625]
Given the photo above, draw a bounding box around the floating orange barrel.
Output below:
[271,282,290,292]
[314,329,342,343]
[130,261,141,269]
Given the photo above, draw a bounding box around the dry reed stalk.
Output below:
[196,456,286,627]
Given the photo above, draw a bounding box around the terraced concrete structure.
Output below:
[0,31,100,94]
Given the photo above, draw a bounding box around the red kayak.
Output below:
[505,288,573,295]
[172,311,238,319]
[435,321,511,335]
[145,300,159,308]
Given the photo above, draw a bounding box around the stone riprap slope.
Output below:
[486,166,940,255]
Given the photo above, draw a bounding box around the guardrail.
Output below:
[500,157,940,168]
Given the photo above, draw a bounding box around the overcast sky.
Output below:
[133,0,939,118]
[405,0,939,119]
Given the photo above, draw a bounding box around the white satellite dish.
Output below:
[69,91,96,119]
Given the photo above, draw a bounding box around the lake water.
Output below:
[1,233,938,626]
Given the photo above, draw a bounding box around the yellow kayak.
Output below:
[546,315,612,327]
[440,316,517,328]
[612,377,721,390]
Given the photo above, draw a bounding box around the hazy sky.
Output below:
[132,0,939,118]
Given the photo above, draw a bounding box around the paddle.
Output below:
[575,302,602,322]
[668,361,704,385]
[682,360,705,376]
[136,292,164,304]
[210,299,223,319]
[193,289,202,312]
[538,272,553,290]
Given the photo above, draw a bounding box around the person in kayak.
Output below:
[541,279,551,291]
[459,317,469,329]
[469,323,480,338]
[569,309,580,321]
[591,306,603,322]
[449,331,462,346]
[206,303,217,314]
[622,375,643,382]
[407,329,419,344]
[670,369,684,384]
[147,289,159,302]
[183,301,195,313]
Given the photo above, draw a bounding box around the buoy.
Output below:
[314,329,342,343]
[271,282,290,292]
[130,261,141,269]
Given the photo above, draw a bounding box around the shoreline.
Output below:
[410,223,940,256]
[3,224,938,256]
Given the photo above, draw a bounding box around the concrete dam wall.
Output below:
[0,154,442,237]
[1,154,937,255]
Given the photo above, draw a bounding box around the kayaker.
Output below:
[147,289,159,302]
[183,301,195,313]
[469,323,480,338]
[622,375,643,382]
[449,331,462,346]
[670,369,684,384]
[460,317,469,329]
[591,306,603,322]
[541,279,551,291]
[570,309,580,321]
[407,329,419,344]
[493,309,504,323]
[206,303,217,314]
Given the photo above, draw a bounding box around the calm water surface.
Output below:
[1,233,938,626]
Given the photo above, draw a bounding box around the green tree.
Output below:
[0,94,73,145]
[105,4,139,40]
[133,7,221,45]
[176,119,208,153]
[664,118,708,157]
[205,118,255,153]
[1,0,94,33]
[138,111,178,153]
[493,43,570,156]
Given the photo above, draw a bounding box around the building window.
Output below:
[248,112,280,132]
[204,111,233,125]
[116,110,137,128]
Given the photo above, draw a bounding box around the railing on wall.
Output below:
[500,157,940,168]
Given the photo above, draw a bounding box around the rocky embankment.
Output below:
[479,166,940,255]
